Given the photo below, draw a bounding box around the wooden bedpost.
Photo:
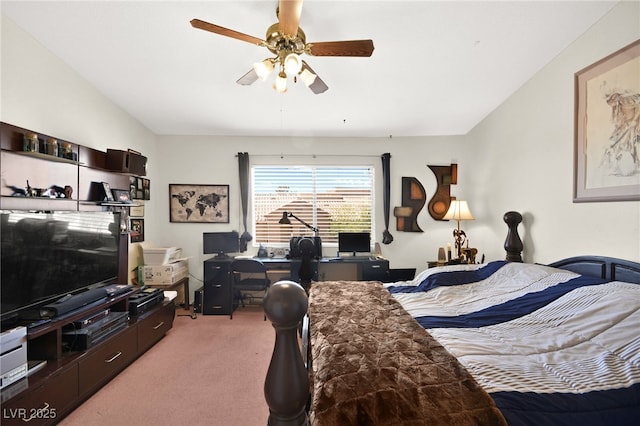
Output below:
[503,211,523,262]
[263,280,309,426]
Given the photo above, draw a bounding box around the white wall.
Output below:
[1,15,159,280]
[467,1,640,264]
[153,134,474,293]
[3,2,639,300]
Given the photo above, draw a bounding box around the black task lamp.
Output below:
[278,211,318,235]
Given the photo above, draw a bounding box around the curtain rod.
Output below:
[235,153,383,158]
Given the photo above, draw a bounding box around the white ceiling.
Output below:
[1,1,618,138]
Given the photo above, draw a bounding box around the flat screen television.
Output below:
[1,210,121,324]
[203,231,239,258]
[338,232,371,255]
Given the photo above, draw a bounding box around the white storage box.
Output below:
[143,247,182,265]
[140,259,188,285]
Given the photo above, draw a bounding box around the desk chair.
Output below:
[230,258,270,320]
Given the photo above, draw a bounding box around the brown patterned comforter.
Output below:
[308,281,506,426]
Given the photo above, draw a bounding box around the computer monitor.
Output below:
[338,232,371,256]
[203,231,239,257]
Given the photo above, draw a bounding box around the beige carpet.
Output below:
[59,306,273,426]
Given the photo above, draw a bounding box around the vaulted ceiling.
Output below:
[1,1,618,137]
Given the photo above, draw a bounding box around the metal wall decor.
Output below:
[427,163,457,220]
[394,177,426,232]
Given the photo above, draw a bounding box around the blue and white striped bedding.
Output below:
[385,261,640,425]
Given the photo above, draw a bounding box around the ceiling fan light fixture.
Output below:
[273,71,288,93]
[253,58,275,81]
[283,53,303,75]
[299,68,317,87]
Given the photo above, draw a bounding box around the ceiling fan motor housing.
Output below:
[265,23,306,56]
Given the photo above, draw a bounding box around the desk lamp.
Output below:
[442,200,474,260]
[278,211,318,235]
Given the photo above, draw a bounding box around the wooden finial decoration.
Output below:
[263,281,309,426]
[503,211,523,262]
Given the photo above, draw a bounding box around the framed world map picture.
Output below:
[169,184,229,223]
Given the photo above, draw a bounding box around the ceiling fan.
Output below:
[190,0,374,94]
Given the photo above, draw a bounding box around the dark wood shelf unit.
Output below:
[0,122,163,425]
[0,295,175,426]
[0,121,150,284]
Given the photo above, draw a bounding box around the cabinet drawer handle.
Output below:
[153,321,165,330]
[105,352,122,363]
[371,265,380,269]
[213,305,223,309]
[214,284,222,288]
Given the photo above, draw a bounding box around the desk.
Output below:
[202,256,389,315]
[147,277,190,308]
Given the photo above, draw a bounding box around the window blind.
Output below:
[252,165,374,246]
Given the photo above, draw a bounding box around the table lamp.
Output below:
[443,200,474,259]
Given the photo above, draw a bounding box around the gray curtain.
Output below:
[238,152,252,252]
[381,153,393,244]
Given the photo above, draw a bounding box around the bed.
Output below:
[262,216,640,426]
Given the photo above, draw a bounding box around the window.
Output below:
[252,165,374,246]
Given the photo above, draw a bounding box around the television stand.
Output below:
[0,289,175,425]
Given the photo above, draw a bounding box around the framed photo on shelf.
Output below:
[143,178,150,200]
[111,189,132,204]
[130,218,144,243]
[101,182,114,201]
[129,176,150,200]
[574,39,640,202]
[169,184,229,223]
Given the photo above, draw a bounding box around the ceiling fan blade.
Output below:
[190,18,265,46]
[306,40,374,57]
[236,68,259,86]
[278,0,303,38]
[301,61,328,94]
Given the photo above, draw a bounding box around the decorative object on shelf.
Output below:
[59,142,73,159]
[5,179,71,198]
[130,218,144,243]
[45,137,58,157]
[503,211,523,262]
[23,132,39,152]
[169,184,229,223]
[4,180,27,196]
[394,177,426,232]
[574,39,640,202]
[427,163,457,220]
[443,200,474,259]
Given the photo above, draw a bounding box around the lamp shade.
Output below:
[253,58,274,81]
[273,71,288,93]
[278,212,291,224]
[283,53,303,75]
[443,200,474,221]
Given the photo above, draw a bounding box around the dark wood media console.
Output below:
[0,292,175,425]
